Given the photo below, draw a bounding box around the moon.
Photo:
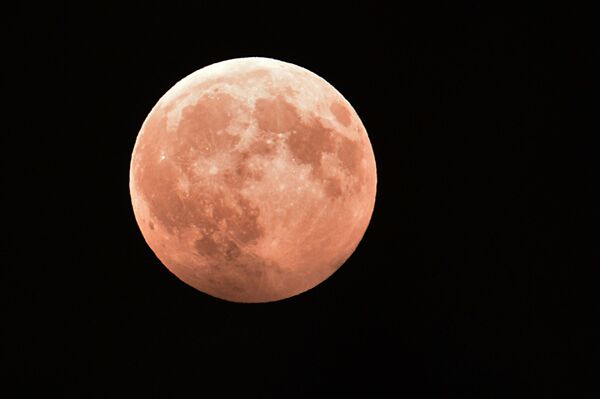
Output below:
[129,57,377,303]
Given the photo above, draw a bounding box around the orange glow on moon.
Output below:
[129,57,377,303]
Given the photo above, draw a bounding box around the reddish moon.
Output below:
[129,57,377,303]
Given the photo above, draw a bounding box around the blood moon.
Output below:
[129,57,377,303]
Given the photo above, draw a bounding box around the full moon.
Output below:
[130,57,377,303]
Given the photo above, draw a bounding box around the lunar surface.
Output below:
[129,57,377,303]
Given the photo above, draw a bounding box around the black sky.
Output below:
[4,2,598,398]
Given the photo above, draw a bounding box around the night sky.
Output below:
[5,2,597,397]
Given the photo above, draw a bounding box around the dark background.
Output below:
[5,2,598,397]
